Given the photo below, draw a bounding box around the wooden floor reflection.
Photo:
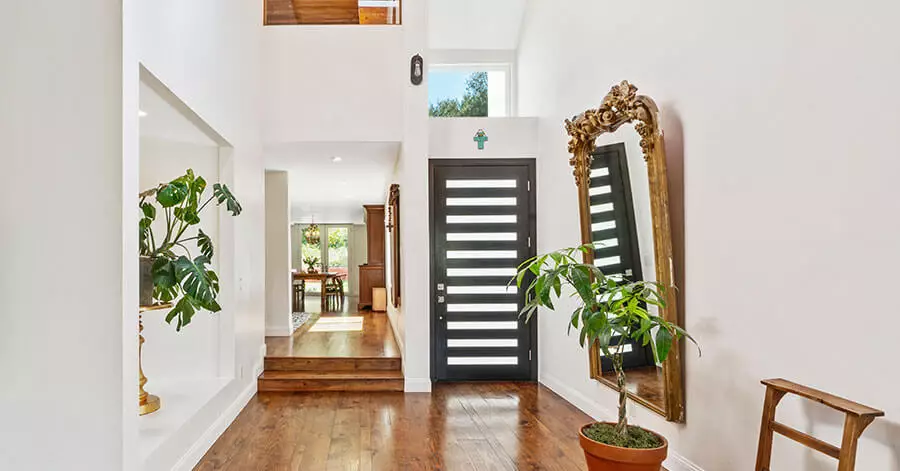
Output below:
[601,366,665,409]
[196,382,595,470]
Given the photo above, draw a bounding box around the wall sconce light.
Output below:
[411,54,424,86]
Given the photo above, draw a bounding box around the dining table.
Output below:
[292,271,340,311]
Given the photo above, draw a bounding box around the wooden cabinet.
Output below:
[358,265,385,309]
[358,205,386,309]
[364,205,385,265]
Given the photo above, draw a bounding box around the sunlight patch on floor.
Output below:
[308,316,364,332]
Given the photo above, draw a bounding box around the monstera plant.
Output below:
[139,169,242,331]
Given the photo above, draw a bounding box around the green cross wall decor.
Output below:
[473,129,489,150]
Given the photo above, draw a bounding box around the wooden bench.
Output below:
[755,378,884,471]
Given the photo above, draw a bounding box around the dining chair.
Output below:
[325,275,345,310]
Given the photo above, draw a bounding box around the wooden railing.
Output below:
[265,0,401,25]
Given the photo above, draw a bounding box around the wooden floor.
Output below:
[266,296,400,359]
[196,382,595,471]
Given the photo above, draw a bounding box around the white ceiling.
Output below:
[428,0,528,50]
[265,142,400,224]
[139,81,217,146]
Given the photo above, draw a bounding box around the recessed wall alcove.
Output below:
[136,66,239,470]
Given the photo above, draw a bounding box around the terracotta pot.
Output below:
[139,256,154,306]
[579,423,668,471]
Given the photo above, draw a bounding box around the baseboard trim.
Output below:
[539,373,704,471]
[265,326,292,337]
[404,377,432,393]
[172,380,256,471]
[386,309,405,358]
[664,453,705,471]
[255,344,267,378]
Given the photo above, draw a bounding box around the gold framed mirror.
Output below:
[565,81,685,423]
[387,184,401,308]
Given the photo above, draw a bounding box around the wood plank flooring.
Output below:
[261,298,403,392]
[196,382,595,471]
[265,298,400,359]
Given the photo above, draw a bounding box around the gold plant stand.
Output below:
[138,303,172,415]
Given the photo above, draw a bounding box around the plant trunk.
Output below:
[613,353,628,437]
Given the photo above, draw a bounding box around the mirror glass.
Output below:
[588,124,665,412]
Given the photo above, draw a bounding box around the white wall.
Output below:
[518,1,900,470]
[263,27,405,144]
[134,0,265,469]
[265,171,292,336]
[139,138,222,380]
[429,118,538,157]
[0,2,129,469]
[348,224,368,297]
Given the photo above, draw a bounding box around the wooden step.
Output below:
[258,370,404,392]
[264,356,401,372]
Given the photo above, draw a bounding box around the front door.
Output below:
[430,159,537,381]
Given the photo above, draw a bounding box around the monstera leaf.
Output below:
[213,183,242,216]
[173,256,219,310]
[156,181,189,208]
[197,229,214,259]
[151,257,179,302]
[166,297,197,331]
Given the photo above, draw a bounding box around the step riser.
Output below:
[258,379,404,392]
[265,357,401,372]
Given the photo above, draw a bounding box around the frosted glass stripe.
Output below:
[591,203,614,214]
[448,357,518,365]
[447,321,518,330]
[590,167,610,178]
[593,238,619,248]
[447,250,517,259]
[589,185,612,196]
[599,344,633,356]
[448,339,518,348]
[595,256,621,267]
[447,197,517,206]
[447,179,517,188]
[447,268,517,277]
[447,285,517,294]
[592,221,616,232]
[447,303,518,312]
[447,215,517,224]
[447,232,517,241]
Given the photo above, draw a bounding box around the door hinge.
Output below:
[529,349,532,361]
[527,180,531,191]
[528,236,532,248]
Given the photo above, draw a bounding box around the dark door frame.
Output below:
[428,158,538,382]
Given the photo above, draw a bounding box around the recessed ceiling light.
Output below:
[138,110,148,118]
[331,156,342,163]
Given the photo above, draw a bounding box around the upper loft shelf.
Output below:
[265,0,401,26]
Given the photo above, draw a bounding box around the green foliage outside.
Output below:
[429,72,489,117]
[301,226,350,293]
[139,169,242,331]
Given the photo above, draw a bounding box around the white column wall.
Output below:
[0,1,128,469]
[265,171,293,337]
